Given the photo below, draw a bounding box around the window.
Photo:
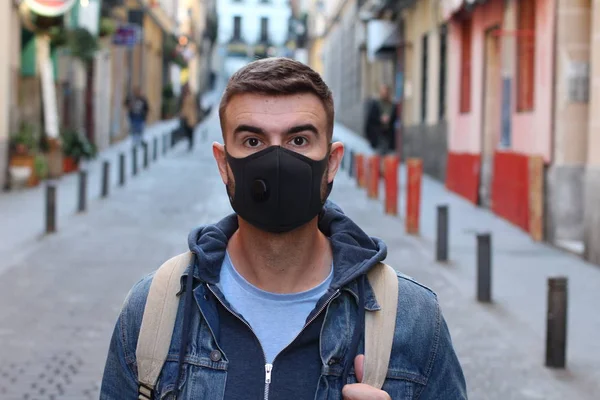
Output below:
[459,18,472,114]
[233,16,242,40]
[517,0,535,111]
[439,24,447,120]
[421,33,428,123]
[260,17,269,42]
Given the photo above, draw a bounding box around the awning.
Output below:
[367,20,400,61]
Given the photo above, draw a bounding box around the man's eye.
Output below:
[291,137,307,146]
[245,138,260,147]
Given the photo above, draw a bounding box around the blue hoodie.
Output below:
[100,201,467,399]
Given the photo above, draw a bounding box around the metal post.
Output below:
[349,150,355,177]
[436,205,449,262]
[119,153,125,186]
[143,142,149,169]
[546,277,568,368]
[153,137,158,161]
[101,160,110,198]
[78,170,87,213]
[132,146,138,176]
[341,150,346,170]
[476,233,492,303]
[45,183,57,234]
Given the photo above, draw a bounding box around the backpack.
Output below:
[136,252,399,399]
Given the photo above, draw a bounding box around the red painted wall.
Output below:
[491,151,530,231]
[446,152,481,204]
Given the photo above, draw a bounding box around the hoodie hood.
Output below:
[187,200,387,290]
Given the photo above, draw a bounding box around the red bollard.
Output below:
[384,155,399,215]
[368,155,380,199]
[406,158,423,235]
[355,154,366,188]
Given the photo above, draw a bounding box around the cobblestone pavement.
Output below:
[0,111,597,399]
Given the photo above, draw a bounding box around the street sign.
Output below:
[113,24,142,47]
[23,0,77,17]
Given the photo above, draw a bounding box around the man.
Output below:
[365,84,397,154]
[100,58,467,399]
[179,83,198,151]
[126,87,150,147]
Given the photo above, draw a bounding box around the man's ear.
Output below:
[213,142,229,185]
[327,142,344,183]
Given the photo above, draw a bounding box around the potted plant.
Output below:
[8,123,40,188]
[31,154,49,186]
[61,129,97,173]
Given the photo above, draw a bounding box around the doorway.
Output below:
[479,26,501,208]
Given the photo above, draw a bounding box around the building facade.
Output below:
[400,0,448,181]
[217,0,292,77]
[442,0,600,264]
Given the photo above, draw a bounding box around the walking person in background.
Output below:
[364,84,397,155]
[125,87,150,148]
[179,83,198,151]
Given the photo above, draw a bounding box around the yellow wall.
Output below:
[140,14,165,124]
[402,0,445,127]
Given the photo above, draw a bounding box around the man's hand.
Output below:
[342,355,392,400]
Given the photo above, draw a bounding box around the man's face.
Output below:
[213,93,344,202]
[379,85,390,100]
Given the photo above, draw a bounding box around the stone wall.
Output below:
[401,121,448,182]
[545,165,585,244]
[584,168,600,264]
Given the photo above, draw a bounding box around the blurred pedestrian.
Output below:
[125,87,150,148]
[364,84,397,155]
[179,83,198,151]
[101,59,466,400]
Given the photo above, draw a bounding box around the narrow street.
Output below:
[0,110,599,399]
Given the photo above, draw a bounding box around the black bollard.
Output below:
[153,137,158,161]
[119,153,125,186]
[546,277,568,368]
[476,233,492,303]
[143,142,149,169]
[349,150,355,177]
[341,150,346,171]
[45,183,57,234]
[436,205,449,262]
[78,170,87,212]
[101,160,110,198]
[132,146,138,176]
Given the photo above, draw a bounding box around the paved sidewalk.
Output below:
[0,120,179,270]
[333,122,600,398]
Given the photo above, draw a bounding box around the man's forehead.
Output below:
[224,93,327,126]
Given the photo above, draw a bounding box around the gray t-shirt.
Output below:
[219,252,333,363]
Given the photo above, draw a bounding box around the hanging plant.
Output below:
[99,17,117,38]
[67,28,99,65]
[48,25,68,47]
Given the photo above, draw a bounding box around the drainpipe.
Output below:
[545,0,559,242]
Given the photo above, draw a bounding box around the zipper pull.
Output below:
[265,363,273,384]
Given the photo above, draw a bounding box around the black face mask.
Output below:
[225,146,333,233]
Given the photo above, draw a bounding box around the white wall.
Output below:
[217,0,291,46]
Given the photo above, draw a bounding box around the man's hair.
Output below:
[219,58,335,138]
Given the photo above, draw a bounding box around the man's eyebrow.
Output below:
[286,124,319,135]
[234,125,265,135]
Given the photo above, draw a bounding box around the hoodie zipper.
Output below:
[207,285,340,400]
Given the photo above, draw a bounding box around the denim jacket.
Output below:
[100,202,467,399]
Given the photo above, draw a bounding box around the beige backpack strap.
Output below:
[136,252,193,400]
[363,263,399,389]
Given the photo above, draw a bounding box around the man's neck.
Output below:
[227,218,333,294]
